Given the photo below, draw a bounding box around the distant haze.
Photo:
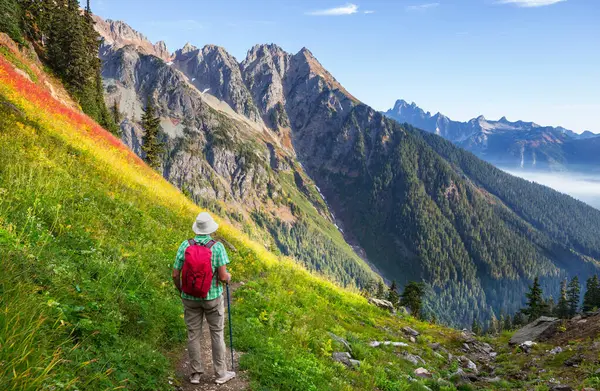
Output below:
[504,170,600,210]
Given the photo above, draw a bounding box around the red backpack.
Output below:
[181,239,216,298]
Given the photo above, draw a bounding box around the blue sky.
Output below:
[92,0,599,133]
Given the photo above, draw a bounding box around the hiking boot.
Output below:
[190,372,202,384]
[215,371,236,385]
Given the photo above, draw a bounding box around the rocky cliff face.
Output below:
[93,16,170,61]
[172,43,262,123]
[95,18,379,290]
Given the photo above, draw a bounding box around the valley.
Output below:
[92,16,600,327]
[1,1,600,390]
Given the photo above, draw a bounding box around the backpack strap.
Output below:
[204,240,216,249]
[188,238,196,246]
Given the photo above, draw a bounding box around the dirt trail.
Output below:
[175,284,248,391]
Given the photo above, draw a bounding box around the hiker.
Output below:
[172,212,236,385]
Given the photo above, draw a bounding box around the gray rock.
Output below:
[402,326,420,337]
[368,298,396,313]
[349,359,361,368]
[414,367,432,378]
[549,346,563,355]
[550,386,573,391]
[332,352,352,366]
[483,376,502,383]
[509,317,560,345]
[564,354,583,367]
[328,332,352,353]
[458,356,478,373]
[402,353,426,366]
[519,340,537,353]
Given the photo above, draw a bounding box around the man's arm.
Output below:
[213,242,231,284]
[172,269,182,292]
[172,240,187,293]
[217,265,231,284]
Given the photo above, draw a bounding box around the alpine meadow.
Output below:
[2,0,600,390]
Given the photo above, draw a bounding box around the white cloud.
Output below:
[496,0,566,7]
[363,10,375,14]
[306,3,359,16]
[406,3,440,11]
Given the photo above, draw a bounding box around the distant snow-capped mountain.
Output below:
[385,99,599,172]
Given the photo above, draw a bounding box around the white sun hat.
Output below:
[192,212,219,235]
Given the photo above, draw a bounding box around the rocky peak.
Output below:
[290,47,358,103]
[171,42,261,122]
[92,15,171,61]
[179,42,198,54]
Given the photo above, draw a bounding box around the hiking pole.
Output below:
[226,283,235,371]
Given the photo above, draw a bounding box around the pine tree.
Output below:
[375,281,386,299]
[472,318,482,335]
[544,297,555,317]
[488,312,500,335]
[567,276,581,318]
[141,98,164,169]
[387,280,400,307]
[512,311,525,327]
[400,281,425,319]
[523,277,544,321]
[111,100,121,124]
[556,279,570,319]
[503,314,512,331]
[583,275,600,312]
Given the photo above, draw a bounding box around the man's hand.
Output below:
[217,265,231,284]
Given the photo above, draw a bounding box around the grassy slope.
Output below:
[0,38,459,391]
[2,38,598,391]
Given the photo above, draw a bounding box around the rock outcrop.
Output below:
[509,317,560,345]
[93,16,170,61]
[173,44,262,122]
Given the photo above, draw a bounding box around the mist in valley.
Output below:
[504,169,600,210]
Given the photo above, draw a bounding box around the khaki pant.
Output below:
[182,295,227,377]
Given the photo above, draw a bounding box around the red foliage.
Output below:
[0,56,145,167]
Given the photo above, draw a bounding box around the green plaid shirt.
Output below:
[173,235,230,301]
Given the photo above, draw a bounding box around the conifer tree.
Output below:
[512,311,525,327]
[523,277,544,321]
[582,275,599,312]
[375,281,386,299]
[503,314,512,331]
[471,318,482,335]
[111,100,121,124]
[567,276,581,317]
[556,279,570,319]
[387,280,400,307]
[141,98,164,169]
[400,281,425,319]
[488,312,500,335]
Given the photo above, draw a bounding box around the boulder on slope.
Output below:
[509,316,560,345]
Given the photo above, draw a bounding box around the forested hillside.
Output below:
[291,101,600,326]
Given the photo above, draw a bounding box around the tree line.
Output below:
[0,0,120,135]
[470,274,600,335]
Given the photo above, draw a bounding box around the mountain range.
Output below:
[94,16,600,326]
[385,99,600,172]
